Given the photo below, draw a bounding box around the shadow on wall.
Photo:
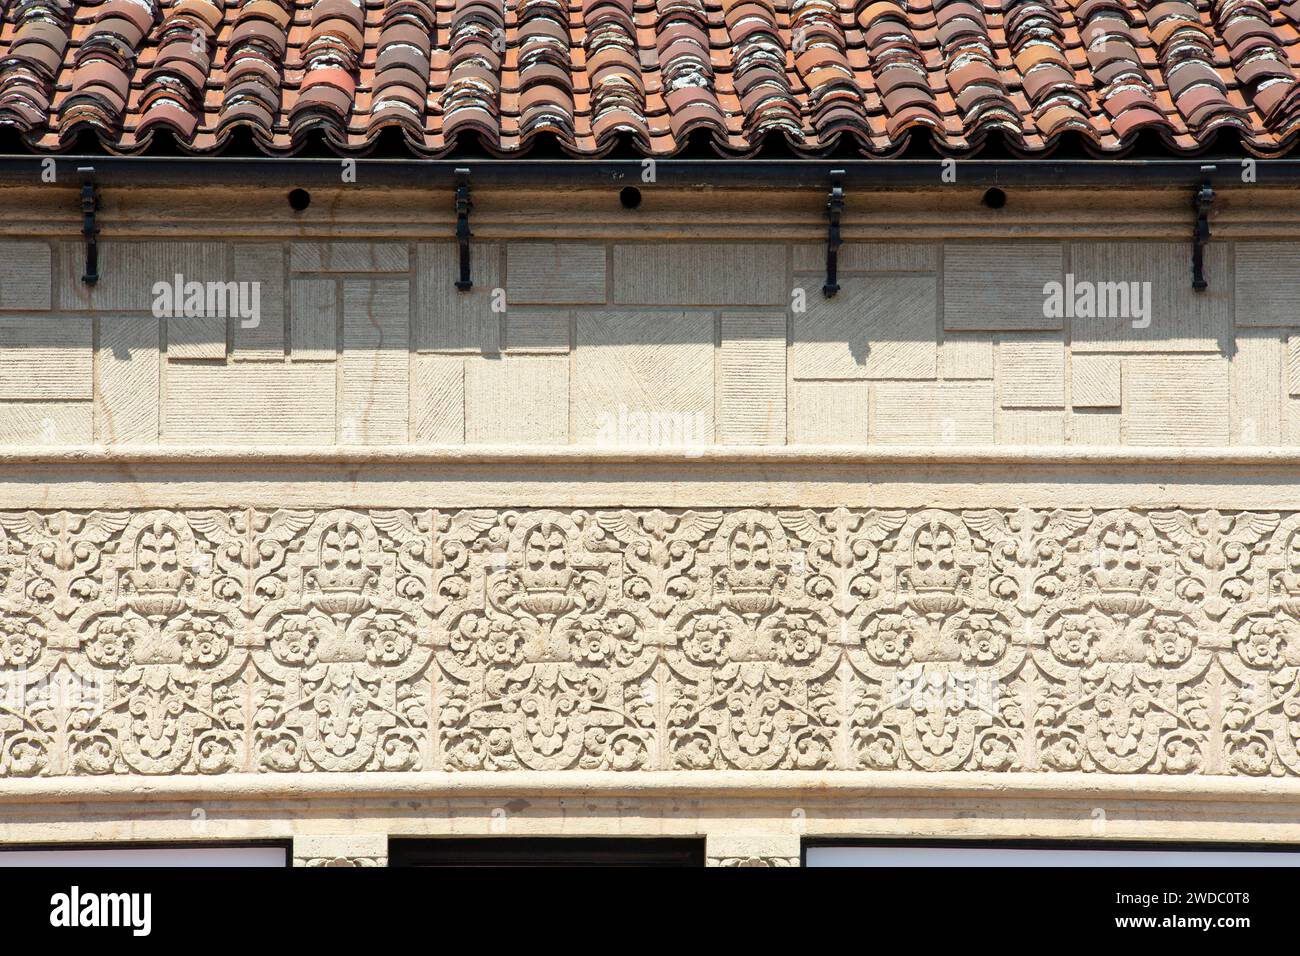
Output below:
[0,236,1271,447]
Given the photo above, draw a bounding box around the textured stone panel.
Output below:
[412,355,464,443]
[506,310,570,352]
[0,241,51,309]
[998,336,1065,408]
[943,243,1063,331]
[572,311,713,444]
[94,316,159,444]
[792,242,936,273]
[1237,244,1300,327]
[1289,400,1300,445]
[414,242,502,352]
[340,279,409,444]
[290,279,337,360]
[60,241,224,311]
[1072,354,1121,408]
[791,275,936,380]
[787,381,868,443]
[231,244,285,361]
[1071,409,1121,444]
[164,363,336,444]
[1289,335,1300,396]
[167,314,226,360]
[465,356,568,444]
[290,242,409,273]
[872,381,995,443]
[0,401,91,443]
[1232,330,1282,445]
[999,409,1065,444]
[1123,355,1230,446]
[1071,242,1231,351]
[719,311,785,444]
[0,317,91,399]
[939,334,993,380]
[507,243,606,304]
[0,505,1294,776]
[612,244,786,305]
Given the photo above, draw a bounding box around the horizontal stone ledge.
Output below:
[1,443,1300,468]
[4,772,1300,807]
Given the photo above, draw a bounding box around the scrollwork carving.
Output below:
[0,504,1293,776]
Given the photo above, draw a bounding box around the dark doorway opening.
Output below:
[389,837,705,867]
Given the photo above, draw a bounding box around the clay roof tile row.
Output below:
[4,0,1300,156]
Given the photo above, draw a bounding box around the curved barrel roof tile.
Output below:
[3,0,1300,156]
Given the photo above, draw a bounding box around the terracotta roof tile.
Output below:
[4,0,1300,156]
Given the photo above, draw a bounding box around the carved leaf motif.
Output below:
[0,505,1289,777]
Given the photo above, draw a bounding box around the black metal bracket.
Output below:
[78,165,99,285]
[1192,164,1216,291]
[454,166,472,290]
[823,168,845,297]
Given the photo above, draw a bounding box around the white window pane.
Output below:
[0,847,287,867]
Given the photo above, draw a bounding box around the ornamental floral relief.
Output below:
[662,511,839,770]
[847,510,1028,772]
[251,511,433,773]
[0,505,1299,776]
[434,510,655,771]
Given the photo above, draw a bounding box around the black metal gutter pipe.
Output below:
[0,155,1293,189]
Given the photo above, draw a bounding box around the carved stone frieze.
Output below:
[1,505,1300,776]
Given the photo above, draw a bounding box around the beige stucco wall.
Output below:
[1,182,1299,865]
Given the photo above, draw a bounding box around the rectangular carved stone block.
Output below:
[788,381,868,443]
[340,279,409,444]
[1237,243,1300,326]
[60,241,225,311]
[506,310,571,352]
[507,243,606,304]
[1289,400,1300,444]
[1071,409,1121,445]
[167,314,227,360]
[412,355,464,443]
[290,279,337,360]
[999,409,1065,444]
[1232,329,1282,445]
[0,401,91,443]
[792,242,936,273]
[612,244,786,305]
[944,242,1063,331]
[0,317,92,399]
[290,242,409,273]
[998,336,1065,408]
[231,243,285,361]
[414,242,502,352]
[95,316,159,444]
[719,311,785,444]
[1288,335,1300,397]
[572,310,714,445]
[164,363,336,444]
[1071,242,1230,351]
[465,356,568,444]
[0,241,51,309]
[1123,355,1230,445]
[872,381,994,443]
[791,274,937,380]
[1072,354,1121,408]
[939,334,993,380]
